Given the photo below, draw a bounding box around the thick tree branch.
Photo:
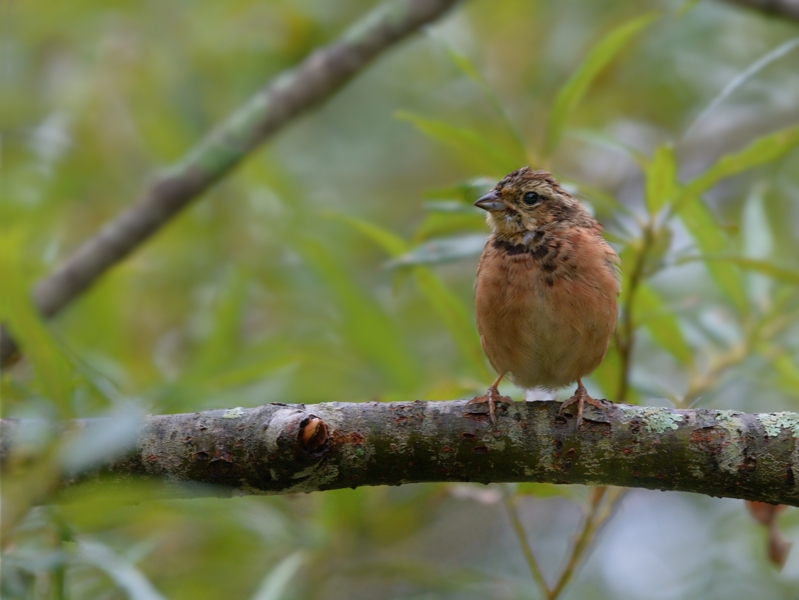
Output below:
[3,400,799,505]
[0,0,460,366]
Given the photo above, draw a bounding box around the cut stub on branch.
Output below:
[300,417,329,454]
[135,405,340,494]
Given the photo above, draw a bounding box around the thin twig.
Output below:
[548,488,629,598]
[502,485,551,598]
[616,219,655,401]
[547,487,606,598]
[683,303,799,407]
[0,0,461,367]
[502,485,628,600]
[683,38,799,140]
[683,341,748,407]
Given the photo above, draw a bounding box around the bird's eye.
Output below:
[522,191,540,205]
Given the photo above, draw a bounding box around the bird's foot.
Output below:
[466,386,513,426]
[559,385,605,428]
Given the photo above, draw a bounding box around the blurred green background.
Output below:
[3,0,799,598]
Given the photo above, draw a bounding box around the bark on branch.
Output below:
[0,0,460,366]
[3,400,799,505]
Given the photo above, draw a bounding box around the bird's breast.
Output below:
[475,230,619,389]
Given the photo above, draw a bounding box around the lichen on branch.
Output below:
[3,399,798,506]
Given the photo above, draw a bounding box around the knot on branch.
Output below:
[265,409,330,461]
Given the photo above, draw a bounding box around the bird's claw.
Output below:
[466,386,513,426]
[559,385,606,428]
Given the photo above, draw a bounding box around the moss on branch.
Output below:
[3,399,798,505]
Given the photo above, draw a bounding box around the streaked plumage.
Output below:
[468,167,620,427]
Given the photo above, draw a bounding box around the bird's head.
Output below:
[474,167,593,242]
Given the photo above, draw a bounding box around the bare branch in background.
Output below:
[4,400,798,506]
[0,0,461,367]
[723,0,799,21]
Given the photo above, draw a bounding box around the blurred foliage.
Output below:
[4,0,799,598]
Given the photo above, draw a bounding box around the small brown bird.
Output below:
[468,167,620,427]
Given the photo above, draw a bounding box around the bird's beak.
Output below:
[474,190,506,212]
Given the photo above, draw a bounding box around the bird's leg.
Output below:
[559,378,605,428]
[466,373,513,426]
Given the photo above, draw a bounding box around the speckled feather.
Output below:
[474,168,620,391]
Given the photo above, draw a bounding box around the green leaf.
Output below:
[678,255,799,286]
[250,551,306,600]
[395,111,517,173]
[412,212,486,243]
[645,144,678,214]
[345,559,486,590]
[677,126,799,211]
[565,180,631,217]
[422,201,483,214]
[590,344,639,404]
[684,38,799,139]
[388,235,486,268]
[543,13,658,157]
[186,265,250,378]
[411,267,489,380]
[635,283,693,365]
[330,216,488,377]
[76,539,167,600]
[422,177,496,202]
[568,129,648,169]
[676,0,703,16]
[440,44,483,83]
[60,405,146,475]
[203,352,300,391]
[324,212,408,257]
[679,202,748,313]
[516,482,570,498]
[433,38,531,164]
[774,355,799,393]
[298,236,420,392]
[0,230,77,415]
